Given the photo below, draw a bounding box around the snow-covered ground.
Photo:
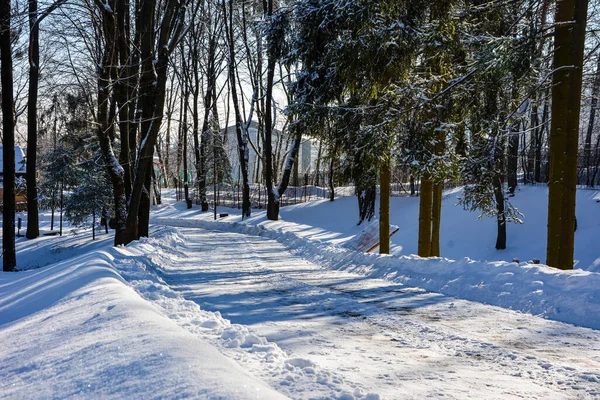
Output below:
[152,186,600,330]
[1,185,599,399]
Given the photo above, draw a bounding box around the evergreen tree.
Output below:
[457,0,534,250]
[39,144,80,236]
[65,154,114,239]
[290,0,427,252]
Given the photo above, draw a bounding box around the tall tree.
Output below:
[26,0,40,240]
[95,0,128,245]
[264,0,278,220]
[1,0,16,271]
[416,0,462,257]
[290,0,426,240]
[223,0,251,217]
[546,0,589,269]
[125,0,186,241]
[26,0,67,240]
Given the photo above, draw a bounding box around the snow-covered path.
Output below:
[147,226,600,399]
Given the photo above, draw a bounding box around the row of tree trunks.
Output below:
[179,44,192,209]
[94,0,185,245]
[584,55,600,187]
[124,0,185,243]
[95,0,128,246]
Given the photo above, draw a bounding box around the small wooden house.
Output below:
[0,146,27,211]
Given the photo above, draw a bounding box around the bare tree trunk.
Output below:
[137,169,151,237]
[264,0,279,221]
[114,0,133,202]
[590,134,600,186]
[1,0,16,271]
[418,174,433,257]
[584,56,600,186]
[430,127,446,257]
[535,96,549,182]
[431,182,443,256]
[494,175,506,249]
[546,0,588,269]
[96,0,128,246]
[124,0,185,243]
[26,0,40,240]
[164,73,177,187]
[314,140,322,186]
[176,79,184,192]
[223,0,251,217]
[507,122,520,194]
[328,142,337,201]
[181,58,192,209]
[379,159,391,254]
[277,131,302,198]
[191,23,208,211]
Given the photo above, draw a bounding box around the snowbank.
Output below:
[2,225,380,400]
[0,241,287,399]
[151,187,600,330]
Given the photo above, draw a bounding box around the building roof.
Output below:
[0,146,27,174]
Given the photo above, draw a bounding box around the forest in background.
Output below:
[0,0,597,272]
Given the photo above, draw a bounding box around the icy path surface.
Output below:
[150,227,600,399]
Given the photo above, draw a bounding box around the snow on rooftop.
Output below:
[0,146,26,174]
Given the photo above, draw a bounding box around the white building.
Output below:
[224,122,317,184]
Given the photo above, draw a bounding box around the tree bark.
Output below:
[493,175,506,249]
[181,64,192,209]
[1,0,17,271]
[25,0,67,238]
[418,174,433,257]
[264,0,279,221]
[328,141,337,201]
[546,0,588,269]
[26,0,40,240]
[379,160,391,254]
[584,56,600,186]
[114,0,133,203]
[430,182,443,257]
[507,122,520,194]
[199,27,218,212]
[223,0,251,217]
[277,132,302,198]
[191,24,208,211]
[535,96,549,183]
[430,128,446,257]
[94,0,129,246]
[137,169,151,237]
[314,140,322,186]
[124,0,185,244]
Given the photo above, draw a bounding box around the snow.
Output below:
[1,185,599,398]
[0,145,27,174]
[129,226,600,399]
[0,231,286,399]
[150,186,600,330]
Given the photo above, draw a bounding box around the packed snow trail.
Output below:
[143,226,600,399]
